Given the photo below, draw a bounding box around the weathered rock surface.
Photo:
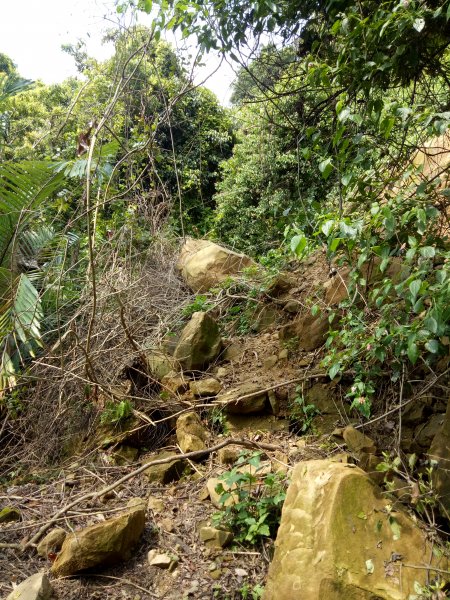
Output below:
[176,411,207,454]
[343,426,376,455]
[146,350,177,380]
[6,573,53,600]
[177,238,254,292]
[0,506,21,523]
[224,414,290,434]
[173,312,222,370]
[199,526,233,548]
[190,378,222,397]
[264,460,446,600]
[148,549,178,570]
[429,399,450,519]
[143,451,185,484]
[51,507,145,577]
[36,528,67,558]
[279,313,331,351]
[216,383,267,414]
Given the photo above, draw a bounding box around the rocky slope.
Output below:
[1,239,449,600]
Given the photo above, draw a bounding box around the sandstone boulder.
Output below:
[279,313,331,351]
[173,312,222,371]
[216,383,267,414]
[143,451,185,484]
[199,525,233,548]
[224,414,290,434]
[6,573,53,600]
[429,399,450,519]
[190,378,222,397]
[176,411,207,454]
[36,528,67,558]
[264,460,446,600]
[177,238,254,292]
[51,507,145,578]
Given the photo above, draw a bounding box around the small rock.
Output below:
[278,349,289,360]
[161,373,189,395]
[217,447,240,465]
[161,518,175,533]
[263,355,278,370]
[216,383,267,415]
[148,549,178,570]
[206,478,236,508]
[147,497,165,513]
[190,378,222,397]
[143,451,186,484]
[199,526,233,548]
[0,507,21,523]
[223,342,243,361]
[37,528,67,558]
[216,367,228,378]
[126,497,147,511]
[176,412,207,454]
[111,445,138,465]
[343,426,377,455]
[6,573,52,600]
[268,391,280,415]
[283,300,301,314]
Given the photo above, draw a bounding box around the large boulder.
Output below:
[173,311,222,371]
[264,460,446,600]
[177,238,254,293]
[6,573,53,600]
[51,507,145,578]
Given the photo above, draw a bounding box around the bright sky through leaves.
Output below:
[0,0,234,103]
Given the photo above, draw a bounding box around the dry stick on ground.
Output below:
[17,437,280,553]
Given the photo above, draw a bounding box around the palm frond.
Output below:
[0,161,63,268]
[0,271,42,396]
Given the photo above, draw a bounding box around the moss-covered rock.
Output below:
[0,507,21,523]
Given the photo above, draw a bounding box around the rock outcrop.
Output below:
[264,460,446,600]
[173,311,222,371]
[51,507,145,577]
[177,238,254,292]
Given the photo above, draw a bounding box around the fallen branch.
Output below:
[21,437,280,553]
[211,374,329,407]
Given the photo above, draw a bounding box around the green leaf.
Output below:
[407,340,419,364]
[319,158,333,180]
[290,234,307,256]
[425,339,439,353]
[419,246,435,259]
[409,279,422,302]
[329,363,340,380]
[321,220,334,237]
